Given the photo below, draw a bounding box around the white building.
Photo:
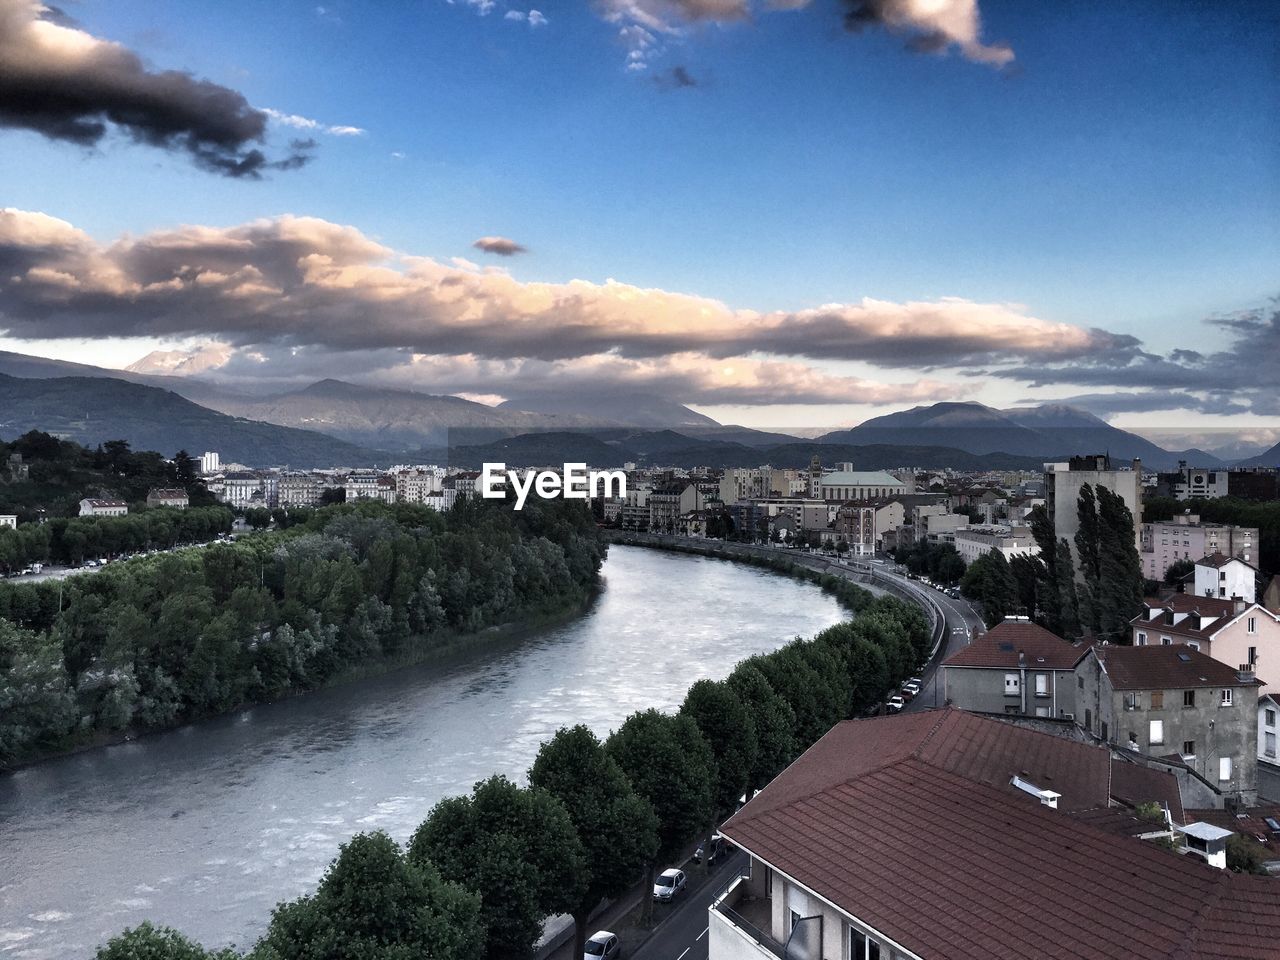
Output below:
[219,473,267,508]
[79,498,128,517]
[1045,455,1143,572]
[1194,554,1258,603]
[954,526,1040,566]
[1141,514,1257,581]
[0,515,16,530]
[395,467,445,504]
[146,488,189,510]
[345,472,396,503]
[199,451,221,475]
[1165,463,1231,501]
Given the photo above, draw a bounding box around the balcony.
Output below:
[709,875,788,960]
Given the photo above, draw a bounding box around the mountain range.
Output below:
[0,349,1271,471]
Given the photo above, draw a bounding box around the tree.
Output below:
[1164,558,1195,586]
[408,776,585,960]
[1074,485,1143,642]
[528,726,659,960]
[1226,833,1270,875]
[173,450,199,487]
[1029,504,1080,637]
[96,922,238,960]
[960,551,1019,627]
[725,663,796,792]
[254,830,483,960]
[680,680,757,872]
[606,709,714,924]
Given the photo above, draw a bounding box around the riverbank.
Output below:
[2,589,603,774]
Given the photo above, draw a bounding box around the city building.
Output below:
[199,451,221,475]
[395,467,444,504]
[1044,455,1143,573]
[219,472,268,509]
[0,515,16,530]
[817,464,908,503]
[344,472,395,504]
[1076,644,1260,803]
[709,708,1278,960]
[145,488,189,510]
[953,526,1039,566]
[277,473,323,508]
[1193,553,1258,602]
[1140,515,1258,581]
[943,619,1091,718]
[78,498,128,517]
[1131,594,1280,684]
[1157,462,1231,501]
[1260,693,1279,766]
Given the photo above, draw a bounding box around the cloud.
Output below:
[592,0,1012,71]
[262,108,366,137]
[841,0,1013,67]
[472,235,529,256]
[504,9,548,26]
[0,0,315,176]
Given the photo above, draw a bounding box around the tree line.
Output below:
[93,566,930,960]
[0,496,605,768]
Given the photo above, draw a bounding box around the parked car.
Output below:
[695,834,729,864]
[906,676,923,688]
[886,695,905,713]
[652,868,687,901]
[584,931,621,959]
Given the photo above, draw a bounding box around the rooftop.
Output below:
[1093,644,1259,691]
[944,620,1091,671]
[819,470,904,486]
[1198,552,1258,571]
[721,709,1280,960]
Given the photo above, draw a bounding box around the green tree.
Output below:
[606,709,714,924]
[680,680,757,872]
[96,922,239,960]
[408,776,585,960]
[725,663,796,792]
[1074,485,1143,642]
[960,550,1019,627]
[1164,557,1195,585]
[528,726,659,960]
[254,830,483,960]
[1226,833,1269,875]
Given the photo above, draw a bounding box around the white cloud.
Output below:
[262,108,366,137]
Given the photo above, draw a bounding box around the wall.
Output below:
[944,666,1077,718]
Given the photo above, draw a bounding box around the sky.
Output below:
[0,0,1277,444]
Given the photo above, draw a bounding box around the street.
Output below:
[631,852,747,960]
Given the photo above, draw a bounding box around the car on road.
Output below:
[886,695,905,712]
[694,833,730,864]
[652,868,687,902]
[584,930,621,959]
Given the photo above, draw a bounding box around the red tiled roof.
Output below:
[944,619,1092,670]
[1110,759,1184,824]
[722,710,1280,960]
[1199,552,1257,571]
[1094,644,1258,691]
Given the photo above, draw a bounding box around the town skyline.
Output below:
[1,0,1277,444]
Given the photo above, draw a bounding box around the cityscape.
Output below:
[2,2,1279,960]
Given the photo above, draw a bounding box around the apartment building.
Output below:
[0,515,17,530]
[718,468,771,505]
[1140,515,1258,581]
[145,488,189,510]
[344,472,395,504]
[395,468,444,504]
[1076,644,1259,803]
[952,526,1039,565]
[943,619,1091,719]
[709,708,1278,960]
[277,473,323,508]
[1044,454,1143,569]
[1193,553,1258,601]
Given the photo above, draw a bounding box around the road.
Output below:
[632,852,747,960]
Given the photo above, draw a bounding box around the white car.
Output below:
[886,695,905,712]
[584,930,620,959]
[652,867,687,901]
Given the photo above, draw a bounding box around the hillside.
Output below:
[0,373,383,467]
[497,390,719,429]
[1238,442,1280,468]
[819,401,1214,469]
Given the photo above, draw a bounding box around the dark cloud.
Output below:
[0,0,312,177]
[472,236,528,256]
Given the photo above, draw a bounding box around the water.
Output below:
[0,546,846,958]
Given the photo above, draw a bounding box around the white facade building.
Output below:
[79,498,128,517]
[0,515,16,530]
[1195,554,1258,603]
[200,451,221,475]
[954,527,1040,566]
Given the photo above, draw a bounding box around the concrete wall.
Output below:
[944,665,1078,718]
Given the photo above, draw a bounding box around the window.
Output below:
[1077,676,1084,690]
[1188,642,1200,651]
[1266,709,1275,727]
[1151,690,1164,709]
[1004,673,1020,696]
[1124,692,1139,711]
[1137,632,1147,646]
[1035,706,1050,718]
[1184,690,1196,708]
[1248,618,1258,635]
[1035,674,1049,697]
[1267,732,1276,758]
[1149,720,1165,745]
[1182,740,1195,757]
[1220,757,1233,782]
[1161,636,1172,646]
[1249,647,1258,665]
[1222,689,1234,707]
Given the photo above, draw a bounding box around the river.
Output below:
[0,545,847,958]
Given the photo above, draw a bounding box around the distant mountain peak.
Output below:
[125,344,231,377]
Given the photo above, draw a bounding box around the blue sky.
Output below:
[0,0,1277,437]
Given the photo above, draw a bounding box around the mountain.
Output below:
[498,391,719,429]
[819,401,1218,470]
[1238,442,1280,468]
[440,428,1045,472]
[0,373,383,467]
[126,344,233,377]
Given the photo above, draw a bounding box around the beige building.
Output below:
[954,526,1039,566]
[1045,455,1143,573]
[1141,515,1257,581]
[79,498,128,517]
[146,488,189,510]
[1131,594,1280,691]
[395,468,444,504]
[817,466,908,503]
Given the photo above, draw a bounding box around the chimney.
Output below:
[1018,649,1026,667]
[1239,665,1256,684]
[1235,599,1246,615]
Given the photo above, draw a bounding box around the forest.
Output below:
[0,496,605,769]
